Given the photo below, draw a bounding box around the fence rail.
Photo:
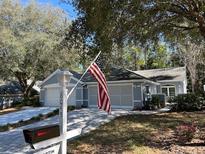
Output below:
[0,94,23,97]
[0,94,23,110]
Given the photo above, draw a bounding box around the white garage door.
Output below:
[45,88,60,107]
[45,87,76,107]
[88,84,133,108]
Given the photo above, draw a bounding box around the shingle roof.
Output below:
[0,81,22,94]
[82,66,149,82]
[134,67,186,82]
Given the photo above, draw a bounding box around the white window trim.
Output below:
[161,85,176,97]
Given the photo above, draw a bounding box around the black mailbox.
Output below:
[23,124,60,148]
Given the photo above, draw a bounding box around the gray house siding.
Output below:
[83,86,88,107]
[41,72,78,88]
[156,85,161,93]
[70,78,78,84]
[75,85,83,108]
[40,89,45,105]
[133,83,143,109]
[176,82,185,94]
[41,74,58,87]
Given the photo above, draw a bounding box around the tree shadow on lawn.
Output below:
[68,112,205,154]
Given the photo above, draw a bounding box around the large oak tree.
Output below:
[0,0,77,98]
[65,0,205,54]
[64,0,205,92]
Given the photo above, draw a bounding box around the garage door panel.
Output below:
[121,96,132,106]
[88,84,133,108]
[45,87,76,107]
[90,95,97,105]
[45,88,60,107]
[109,86,121,95]
[89,87,97,95]
[110,96,121,106]
[121,86,132,95]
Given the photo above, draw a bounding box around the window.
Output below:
[169,87,176,97]
[161,85,176,97]
[162,87,168,96]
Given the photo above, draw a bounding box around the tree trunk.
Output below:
[144,48,147,69]
[134,49,137,70]
[191,78,196,93]
[24,80,36,98]
[15,72,36,100]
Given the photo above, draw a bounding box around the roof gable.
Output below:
[41,69,83,87]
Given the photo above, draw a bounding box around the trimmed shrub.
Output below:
[11,101,21,107]
[151,95,161,109]
[12,95,40,107]
[53,109,59,114]
[152,94,166,108]
[67,106,75,111]
[144,94,166,110]
[170,93,205,112]
[30,95,41,107]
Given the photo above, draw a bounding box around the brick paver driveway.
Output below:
[0,108,158,154]
[0,107,57,126]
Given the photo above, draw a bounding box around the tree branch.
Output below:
[168,23,197,31]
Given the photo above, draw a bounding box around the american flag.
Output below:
[88,62,111,113]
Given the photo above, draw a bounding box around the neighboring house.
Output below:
[0,81,23,95]
[39,67,187,109]
[0,80,41,95]
[0,81,40,108]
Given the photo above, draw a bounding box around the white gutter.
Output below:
[85,79,160,85]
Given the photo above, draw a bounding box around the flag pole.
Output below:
[66,51,101,100]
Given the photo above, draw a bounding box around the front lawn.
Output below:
[68,112,205,154]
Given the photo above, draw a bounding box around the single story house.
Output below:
[39,67,187,109]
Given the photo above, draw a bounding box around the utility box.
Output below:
[23,124,60,147]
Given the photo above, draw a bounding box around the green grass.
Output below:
[68,112,205,154]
